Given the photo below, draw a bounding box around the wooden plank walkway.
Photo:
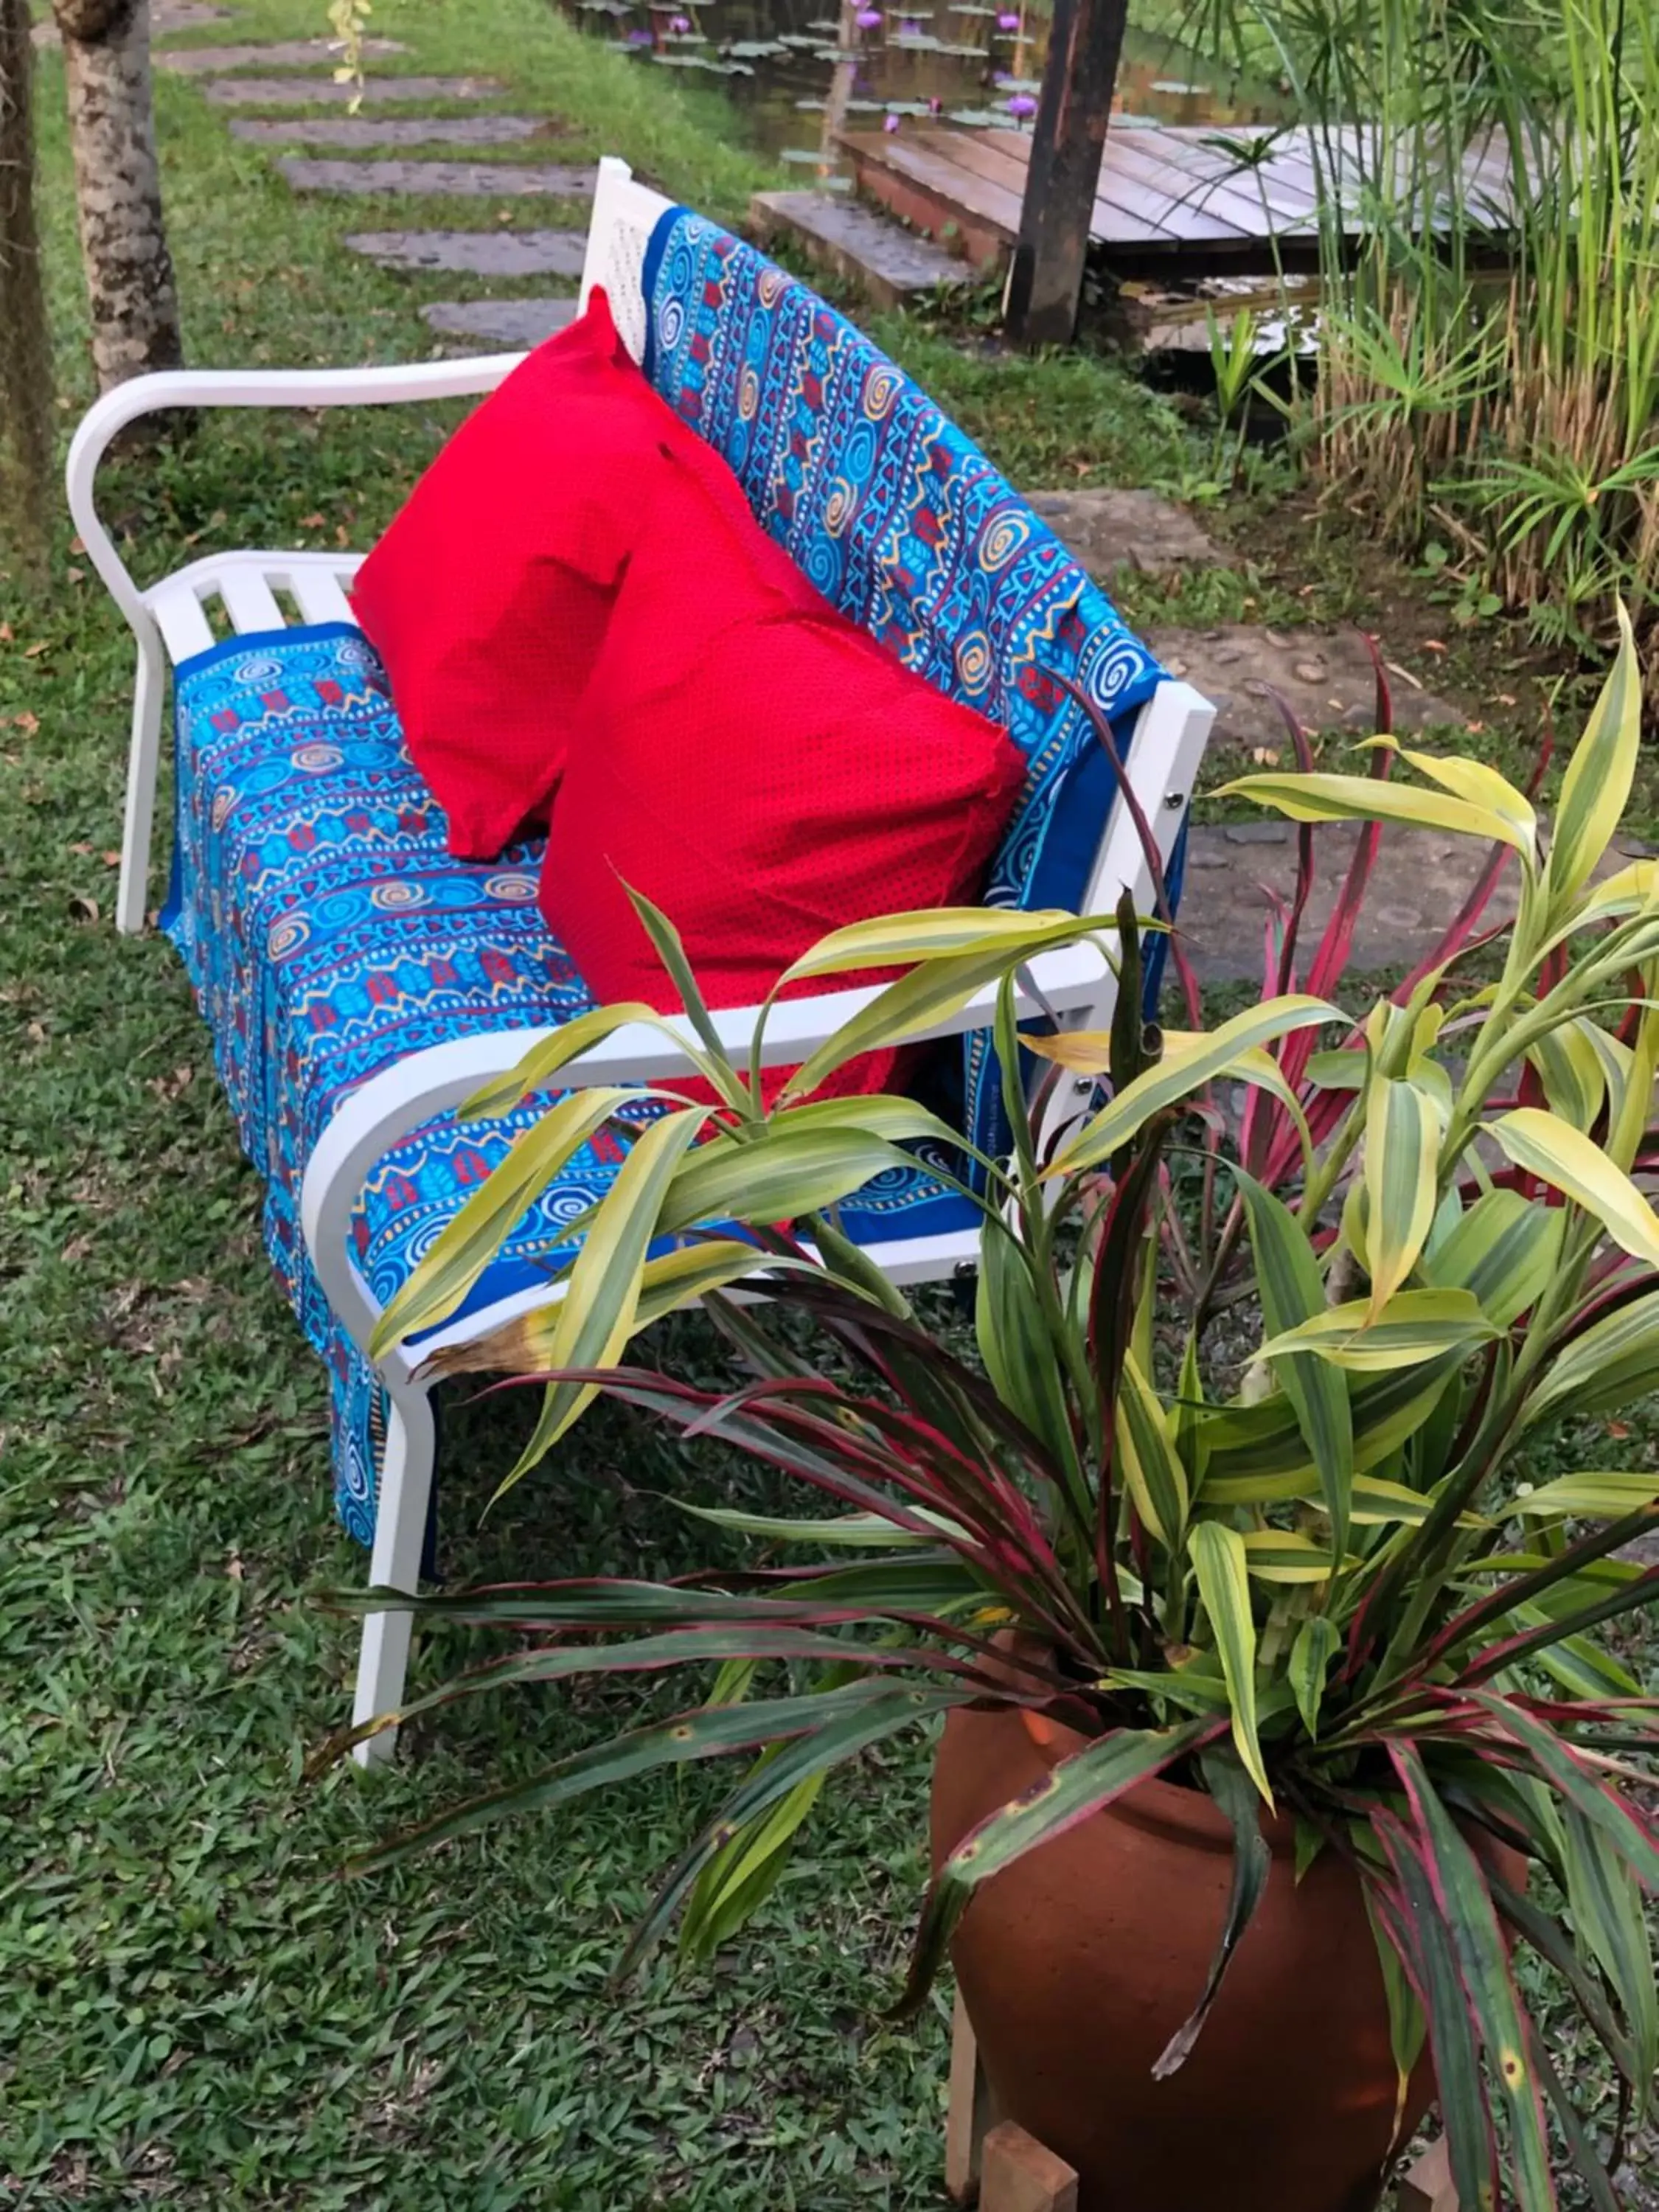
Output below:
[840,121,1516,275]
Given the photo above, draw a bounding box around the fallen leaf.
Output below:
[1293,658,1325,681]
[1496,692,1518,707]
[66,567,85,585]
[13,712,38,736]
[298,512,327,530]
[1422,639,1447,654]
[1606,1419,1630,1440]
[1385,660,1424,692]
[1465,720,1485,734]
[69,841,93,856]
[102,850,121,868]
[24,640,49,658]
[227,1553,246,1583]
[1249,745,1280,765]
[0,622,11,642]
[69,535,86,554]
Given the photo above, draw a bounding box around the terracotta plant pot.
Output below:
[931,1701,1435,2212]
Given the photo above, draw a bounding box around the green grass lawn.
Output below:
[4,0,1657,2202]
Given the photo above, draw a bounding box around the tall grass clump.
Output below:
[1184,0,1659,658]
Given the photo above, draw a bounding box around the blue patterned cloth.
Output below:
[640,213,1169,1166]
[162,626,966,1538]
[160,211,1174,1546]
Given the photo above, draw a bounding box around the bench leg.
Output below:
[352,1379,436,1767]
[117,632,165,936]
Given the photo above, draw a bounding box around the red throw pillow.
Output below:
[540,451,1028,1101]
[352,291,718,860]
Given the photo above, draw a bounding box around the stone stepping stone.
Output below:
[750,189,967,311]
[159,37,407,72]
[231,114,559,149]
[1148,625,1464,751]
[1027,488,1225,577]
[422,299,579,346]
[347,229,587,276]
[279,157,595,197]
[204,74,502,107]
[1179,818,1651,985]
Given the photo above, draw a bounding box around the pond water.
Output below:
[560,0,1290,189]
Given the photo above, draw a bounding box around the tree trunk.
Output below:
[0,0,54,569]
[1004,0,1130,348]
[51,0,181,389]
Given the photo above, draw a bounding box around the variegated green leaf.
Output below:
[1234,1169,1352,1565]
[1514,1471,1659,1520]
[369,1086,646,1357]
[462,1002,676,1118]
[1257,1287,1500,1372]
[1368,741,1538,862]
[1201,1357,1461,1503]
[1525,1018,1608,1133]
[1288,1615,1339,1737]
[504,1110,711,1481]
[1421,1189,1565,1329]
[1188,1520,1271,1805]
[1548,601,1642,909]
[1049,996,1344,1176]
[1363,1077,1441,1314]
[779,919,1099,1100]
[657,1123,916,1237]
[1506,1287,1659,1432]
[1114,1348,1189,1548]
[1242,1531,1355,1582]
[779,905,1082,983]
[1490,1106,1659,1268]
[1217,767,1535,854]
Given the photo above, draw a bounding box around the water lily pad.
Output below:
[724,35,787,52]
[1152,78,1209,94]
[946,105,1004,124]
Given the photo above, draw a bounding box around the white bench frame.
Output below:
[68,156,1215,1762]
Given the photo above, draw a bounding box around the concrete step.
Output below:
[230,114,560,149]
[748,189,970,311]
[277,157,594,198]
[422,299,579,346]
[347,229,587,276]
[157,37,407,72]
[204,74,503,107]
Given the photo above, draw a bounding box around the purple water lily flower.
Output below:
[855,7,882,24]
[1005,89,1037,115]
[883,111,900,131]
[625,26,653,44]
[669,12,690,27]
[996,9,1019,26]
[927,94,942,111]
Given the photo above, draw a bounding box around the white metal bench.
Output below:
[67,156,1215,1762]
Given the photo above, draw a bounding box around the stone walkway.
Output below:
[148,2,1526,984]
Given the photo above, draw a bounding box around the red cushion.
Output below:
[352,291,718,860]
[540,451,1028,1100]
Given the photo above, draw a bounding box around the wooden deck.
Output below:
[840,122,1516,276]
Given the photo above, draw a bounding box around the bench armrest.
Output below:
[299,936,1113,1368]
[66,355,525,639]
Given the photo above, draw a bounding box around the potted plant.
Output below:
[334,620,1659,2212]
